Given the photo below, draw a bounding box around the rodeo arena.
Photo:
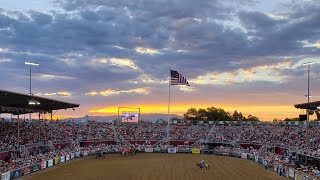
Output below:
[1,88,320,180]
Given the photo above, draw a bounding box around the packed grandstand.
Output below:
[0,119,320,179]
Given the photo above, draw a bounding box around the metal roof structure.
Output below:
[294,101,320,110]
[0,89,79,115]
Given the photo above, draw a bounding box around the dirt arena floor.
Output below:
[23,154,288,180]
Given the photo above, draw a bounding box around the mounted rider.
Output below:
[200,159,205,168]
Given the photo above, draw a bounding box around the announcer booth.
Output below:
[294,101,320,121]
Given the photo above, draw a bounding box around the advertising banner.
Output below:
[40,161,46,170]
[71,153,75,159]
[1,171,10,180]
[192,148,201,154]
[154,147,161,152]
[54,157,60,165]
[66,154,70,161]
[255,156,259,162]
[167,148,177,154]
[288,168,295,178]
[75,152,80,158]
[33,163,40,172]
[241,153,247,159]
[60,156,65,163]
[83,151,88,156]
[23,166,31,175]
[10,169,22,179]
[145,148,154,153]
[48,159,53,167]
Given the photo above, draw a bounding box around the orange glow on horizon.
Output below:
[89,104,304,121]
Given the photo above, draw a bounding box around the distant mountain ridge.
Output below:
[62,113,182,122]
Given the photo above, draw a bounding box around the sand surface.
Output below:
[23,153,287,180]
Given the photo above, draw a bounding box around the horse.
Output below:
[96,151,105,159]
[120,148,137,157]
[196,163,211,171]
[129,148,137,156]
[120,149,129,157]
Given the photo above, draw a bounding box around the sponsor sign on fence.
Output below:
[241,153,247,159]
[10,169,22,179]
[71,153,75,159]
[288,168,294,178]
[255,156,259,162]
[48,159,53,167]
[66,154,70,161]
[23,166,31,175]
[33,163,40,172]
[75,152,80,158]
[41,161,46,170]
[247,154,254,160]
[192,148,201,154]
[145,148,154,153]
[1,171,10,180]
[154,147,161,152]
[60,156,65,163]
[167,148,177,154]
[83,151,89,156]
[54,157,60,165]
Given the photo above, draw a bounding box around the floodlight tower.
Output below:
[25,62,39,96]
[302,61,314,156]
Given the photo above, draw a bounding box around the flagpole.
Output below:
[167,67,171,143]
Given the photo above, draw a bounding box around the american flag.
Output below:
[170,70,190,86]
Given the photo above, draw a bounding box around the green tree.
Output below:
[246,114,259,121]
[183,108,198,120]
[197,108,208,120]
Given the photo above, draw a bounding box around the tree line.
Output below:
[183,107,259,121]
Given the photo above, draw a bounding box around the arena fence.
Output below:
[0,150,95,180]
[2,148,319,180]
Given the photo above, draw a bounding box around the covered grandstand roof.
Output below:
[0,89,79,115]
[294,101,320,110]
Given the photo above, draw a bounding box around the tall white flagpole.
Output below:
[167,67,171,142]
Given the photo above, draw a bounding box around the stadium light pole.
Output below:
[25,62,39,120]
[302,61,314,162]
[25,62,39,96]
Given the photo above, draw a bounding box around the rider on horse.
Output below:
[200,159,205,168]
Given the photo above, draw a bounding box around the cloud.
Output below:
[190,61,292,85]
[128,73,167,85]
[178,86,195,92]
[92,58,140,70]
[36,91,72,97]
[0,58,12,62]
[85,88,149,97]
[0,48,9,53]
[0,0,320,120]
[303,41,320,48]
[135,47,161,55]
[33,73,74,80]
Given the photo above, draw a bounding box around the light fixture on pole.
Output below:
[302,61,314,160]
[25,61,39,96]
[25,61,39,120]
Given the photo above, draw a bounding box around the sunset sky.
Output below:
[0,0,320,121]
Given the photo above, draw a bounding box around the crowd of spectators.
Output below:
[2,119,320,154]
[2,118,320,174]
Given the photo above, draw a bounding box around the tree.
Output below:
[184,108,198,120]
[183,106,258,121]
[232,110,240,121]
[246,114,259,121]
[197,108,208,120]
